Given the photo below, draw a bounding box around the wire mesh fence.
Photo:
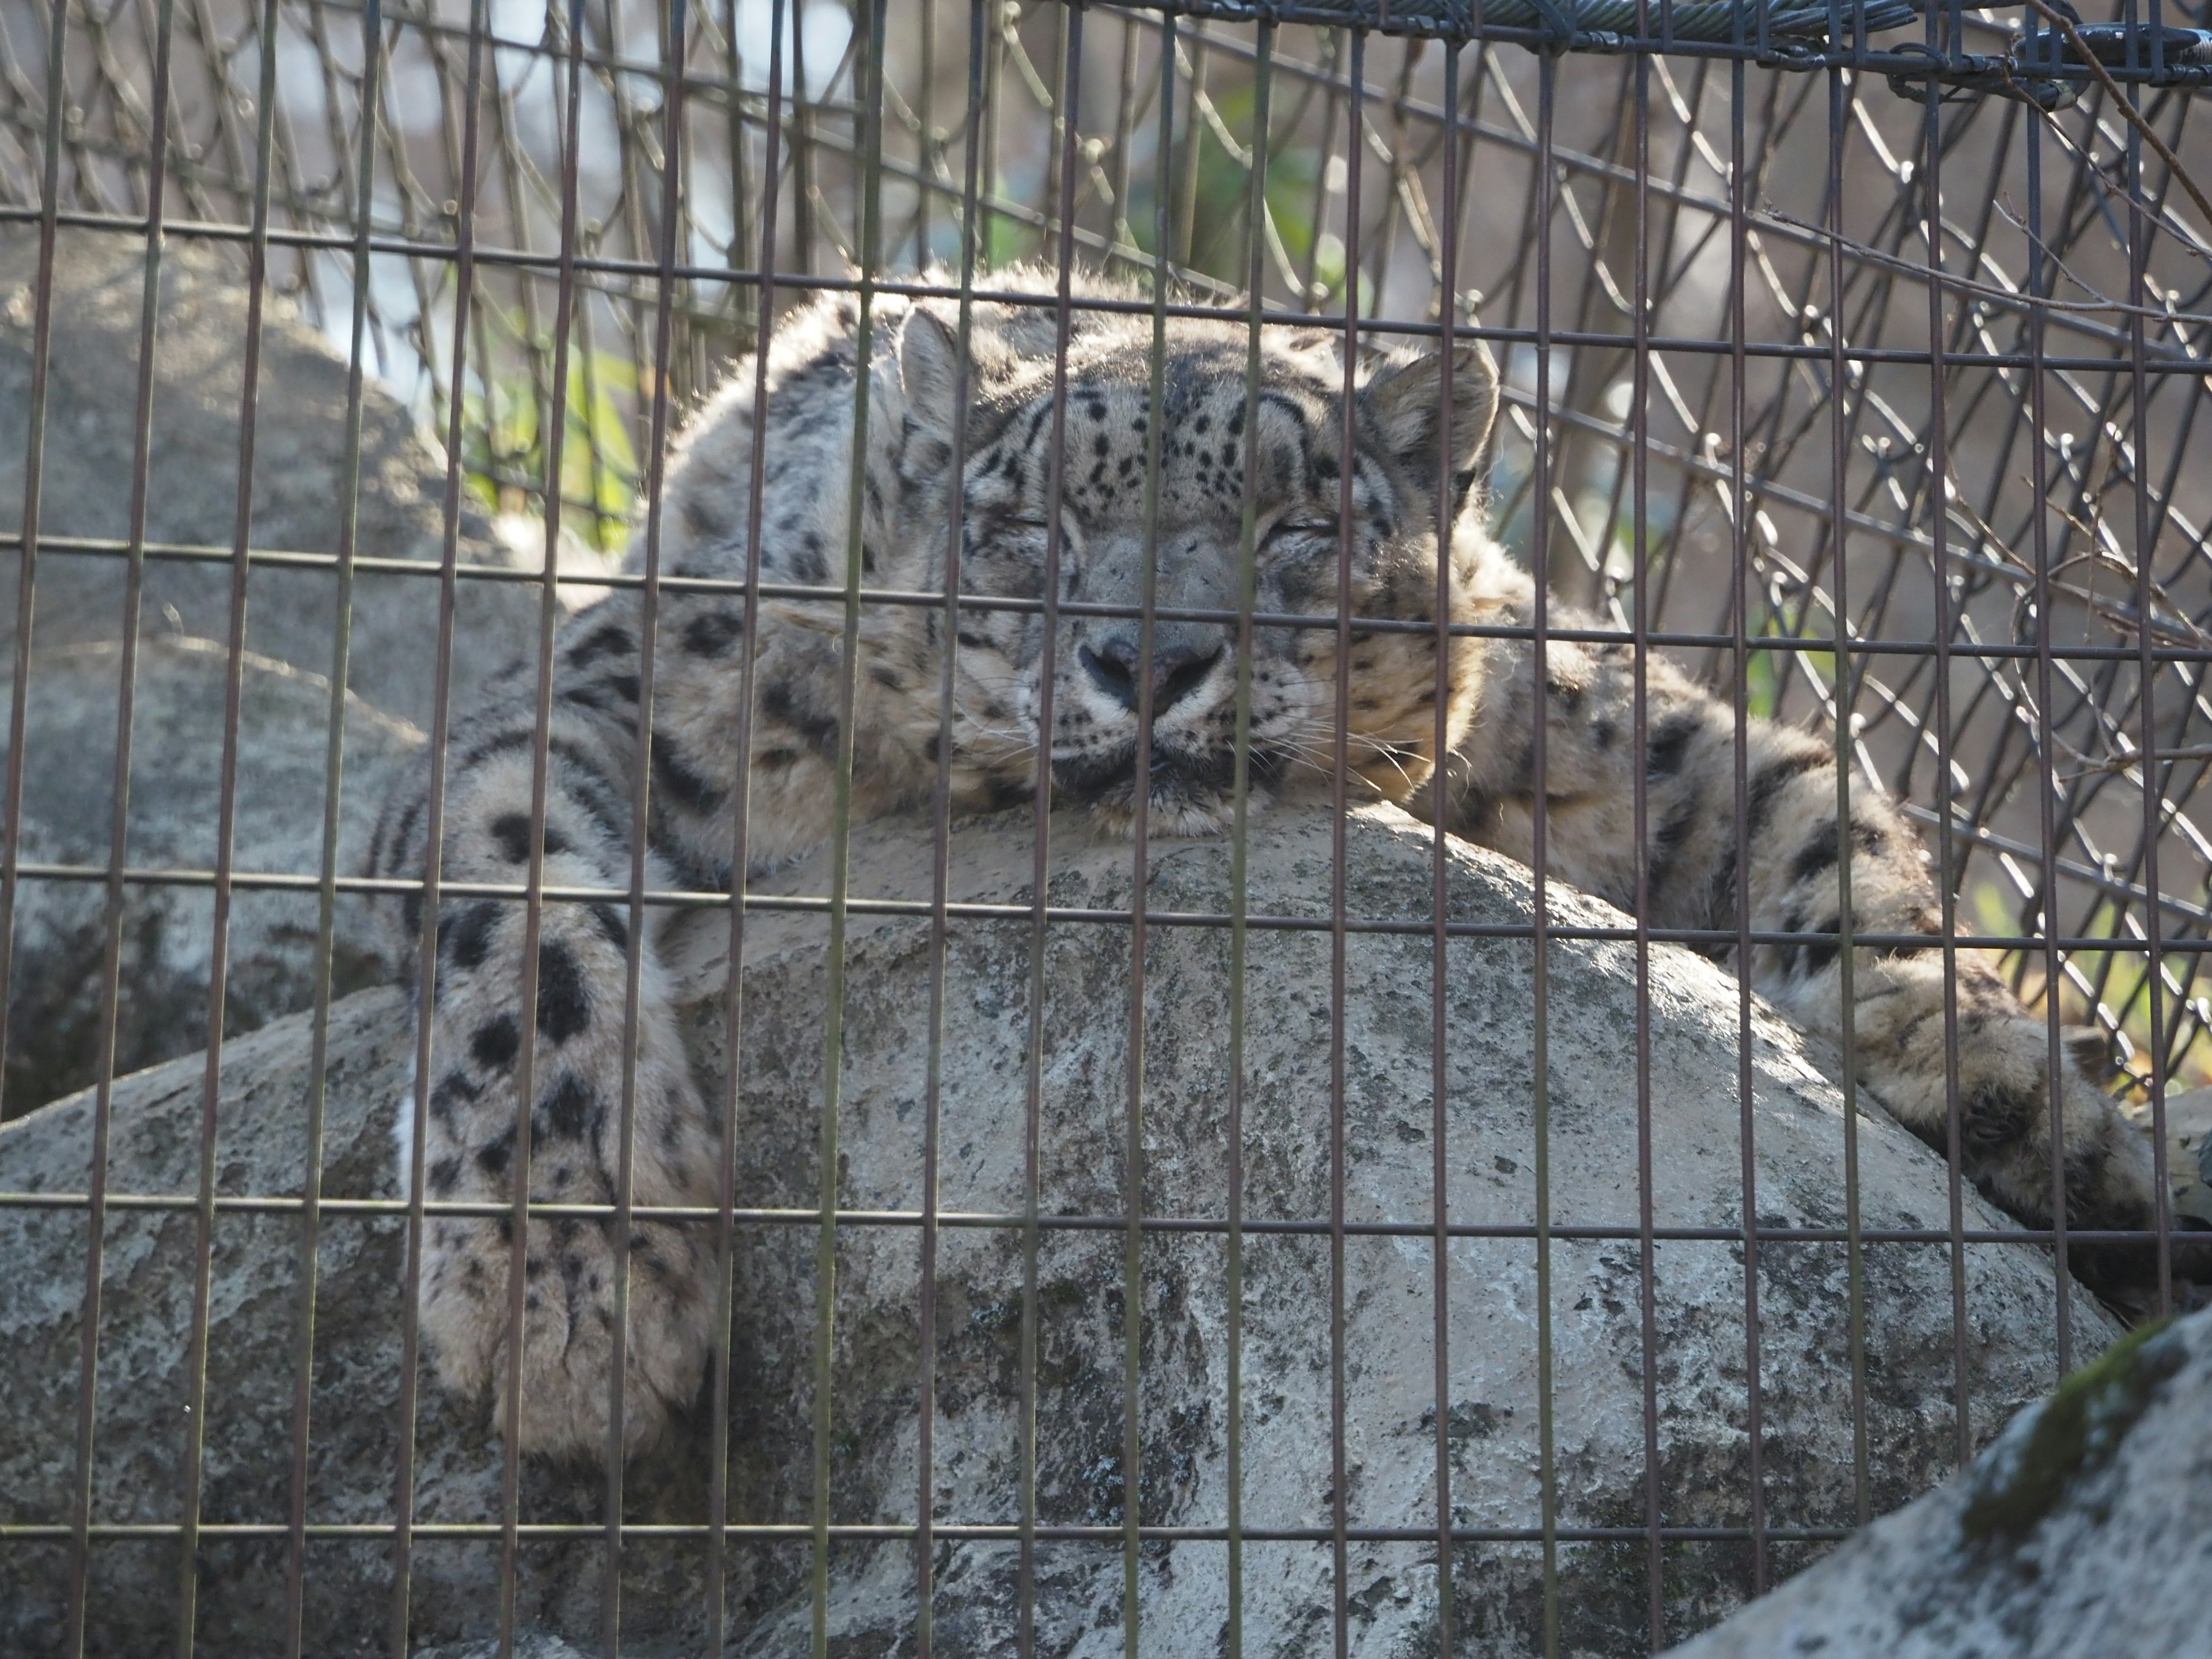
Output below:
[4,0,2212,1653]
[18,0,2212,1087]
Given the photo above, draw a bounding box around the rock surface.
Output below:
[0,806,2119,1658]
[0,636,421,1116]
[0,225,620,1118]
[1663,1303,2212,1659]
[0,225,554,733]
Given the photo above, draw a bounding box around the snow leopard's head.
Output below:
[895,293,1499,835]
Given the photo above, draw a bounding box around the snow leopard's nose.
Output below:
[1079,626,1224,716]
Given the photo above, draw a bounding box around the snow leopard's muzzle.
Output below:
[1047,615,1287,830]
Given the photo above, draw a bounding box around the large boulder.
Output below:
[1663,1303,2212,1659]
[0,226,616,1118]
[0,225,561,733]
[0,806,2116,1657]
[0,635,421,1117]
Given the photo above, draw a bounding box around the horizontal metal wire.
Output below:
[2,859,2192,955]
[0,1189,2166,1247]
[11,535,2212,666]
[3,1521,1857,1544]
[7,206,2205,370]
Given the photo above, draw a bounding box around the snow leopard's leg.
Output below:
[369,615,718,1460]
[1453,600,2204,1300]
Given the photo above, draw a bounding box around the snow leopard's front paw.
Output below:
[2066,1198,2212,1318]
[421,1212,713,1461]
[1854,963,2212,1306]
[1937,1007,2212,1309]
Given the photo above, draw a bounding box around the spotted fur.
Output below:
[373,269,2198,1462]
[1450,599,2188,1297]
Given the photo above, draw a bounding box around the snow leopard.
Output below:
[369,269,2207,1463]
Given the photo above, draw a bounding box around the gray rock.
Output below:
[1662,1303,2212,1659]
[0,225,587,732]
[0,806,2118,1658]
[0,636,420,1116]
[0,225,623,1117]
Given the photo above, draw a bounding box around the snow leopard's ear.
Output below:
[1358,339,1498,491]
[896,303,1010,441]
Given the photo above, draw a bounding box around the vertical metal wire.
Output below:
[1227,21,1274,1656]
[915,0,938,263]
[483,38,555,503]
[725,0,752,307]
[47,0,176,1646]
[1300,31,1344,313]
[1368,41,1423,338]
[493,0,578,1619]
[979,0,1005,270]
[1821,49,1872,1529]
[2124,0,2177,1323]
[1040,5,1069,242]
[469,0,592,1641]
[912,12,991,1650]
[1106,14,1142,256]
[0,0,70,1156]
[1915,10,1975,1467]
[611,0,670,410]
[283,0,383,1643]
[1325,26,1355,1637]
[1531,37,1562,1659]
[392,0,493,1645]
[1627,6,1666,1643]
[813,4,891,1651]
[32,5,89,1642]
[1723,7,1769,1601]
[2022,48,2074,1377]
[1016,13,1086,1650]
[599,1,694,1643]
[1426,34,1461,1657]
[709,1,787,1647]
[1638,58,1722,636]
[790,0,816,275]
[668,0,700,404]
[38,0,162,1648]
[175,0,287,1640]
[1118,16,1179,1654]
[1175,29,1209,266]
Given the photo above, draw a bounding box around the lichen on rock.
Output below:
[1959,1316,2181,1545]
[1666,1304,2212,1659]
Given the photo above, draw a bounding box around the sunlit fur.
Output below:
[370,270,2199,1464]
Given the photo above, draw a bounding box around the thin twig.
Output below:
[2018,0,2212,234]
[1762,203,2212,327]
[2064,745,2212,778]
